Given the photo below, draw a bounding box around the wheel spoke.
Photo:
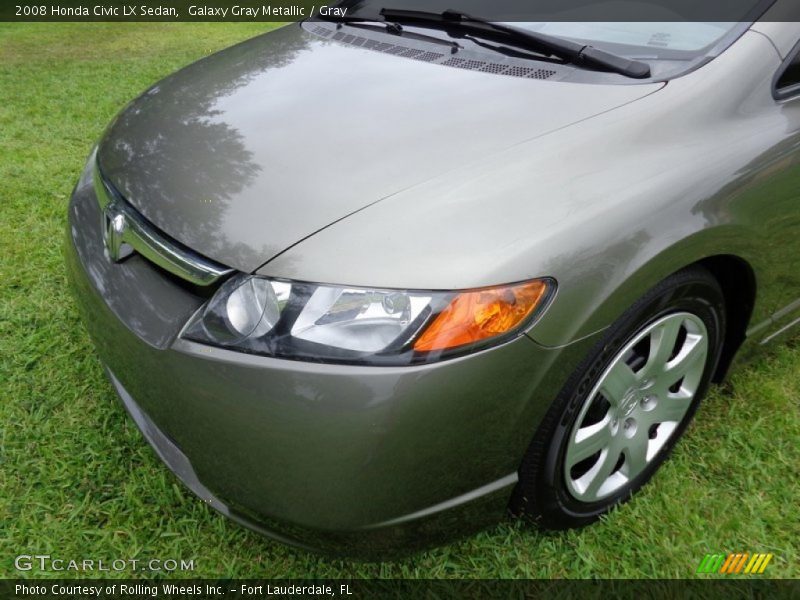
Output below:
[623,432,650,478]
[568,419,612,466]
[664,334,708,386]
[600,361,637,404]
[650,395,692,423]
[584,447,620,498]
[643,317,683,377]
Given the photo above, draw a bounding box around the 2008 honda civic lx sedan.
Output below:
[66,2,800,554]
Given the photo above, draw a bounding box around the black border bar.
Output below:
[2,0,798,23]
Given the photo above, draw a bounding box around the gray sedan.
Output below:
[66,3,800,554]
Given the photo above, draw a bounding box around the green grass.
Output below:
[1,23,799,580]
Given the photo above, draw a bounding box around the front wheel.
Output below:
[511,266,726,529]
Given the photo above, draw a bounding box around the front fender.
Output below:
[528,225,763,348]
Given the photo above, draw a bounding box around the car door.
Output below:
[748,31,800,343]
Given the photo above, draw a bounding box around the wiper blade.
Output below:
[315,13,462,51]
[380,8,651,79]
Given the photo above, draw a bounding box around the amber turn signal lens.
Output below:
[413,280,549,352]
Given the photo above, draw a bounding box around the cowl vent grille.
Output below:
[309,24,558,81]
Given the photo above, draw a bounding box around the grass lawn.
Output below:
[1,23,799,580]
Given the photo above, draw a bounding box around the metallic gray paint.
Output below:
[67,182,599,550]
[97,24,662,274]
[68,16,800,552]
[261,30,800,348]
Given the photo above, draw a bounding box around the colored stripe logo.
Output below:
[697,553,773,574]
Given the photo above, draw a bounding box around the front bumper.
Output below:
[65,177,595,555]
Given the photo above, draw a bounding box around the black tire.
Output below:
[510,265,726,529]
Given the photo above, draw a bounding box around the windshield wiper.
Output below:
[379,8,652,79]
[316,13,462,51]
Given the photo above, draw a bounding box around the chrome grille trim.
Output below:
[93,164,234,287]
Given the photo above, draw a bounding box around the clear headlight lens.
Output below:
[197,276,292,346]
[182,275,553,365]
[290,287,432,352]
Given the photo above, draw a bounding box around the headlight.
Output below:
[182,275,554,365]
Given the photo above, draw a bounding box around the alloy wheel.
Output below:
[564,312,709,502]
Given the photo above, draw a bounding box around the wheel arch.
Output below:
[695,254,757,382]
[530,230,759,384]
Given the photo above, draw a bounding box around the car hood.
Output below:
[98,24,663,273]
